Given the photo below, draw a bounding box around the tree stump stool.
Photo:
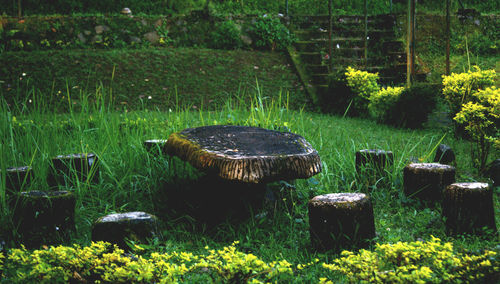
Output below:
[144,139,168,155]
[403,163,455,203]
[48,153,99,187]
[308,193,376,251]
[442,182,497,235]
[4,166,33,196]
[92,211,159,249]
[13,190,75,248]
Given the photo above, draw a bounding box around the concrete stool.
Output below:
[403,163,455,203]
[355,149,394,173]
[4,166,33,196]
[144,139,168,155]
[48,153,99,187]
[442,182,497,235]
[13,190,75,248]
[308,193,376,251]
[92,211,159,249]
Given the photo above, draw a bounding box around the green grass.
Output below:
[0,48,310,112]
[0,84,498,282]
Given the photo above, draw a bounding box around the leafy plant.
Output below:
[321,236,499,283]
[209,20,243,50]
[249,16,295,51]
[344,66,380,115]
[388,83,438,129]
[454,86,500,173]
[368,86,405,123]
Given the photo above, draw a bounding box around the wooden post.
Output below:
[364,0,368,68]
[445,0,451,75]
[328,0,333,71]
[406,0,416,87]
[17,0,21,18]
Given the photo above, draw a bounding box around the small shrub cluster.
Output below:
[0,238,498,283]
[442,67,498,172]
[248,16,296,51]
[333,67,437,128]
[321,236,499,283]
[209,20,244,50]
[0,241,293,283]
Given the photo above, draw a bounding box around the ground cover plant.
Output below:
[0,84,498,282]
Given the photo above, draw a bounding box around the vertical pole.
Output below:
[446,0,451,75]
[364,0,368,68]
[18,0,21,18]
[285,0,289,16]
[329,0,333,71]
[406,0,416,87]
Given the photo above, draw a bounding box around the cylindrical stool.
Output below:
[355,149,394,173]
[92,211,159,249]
[48,153,99,187]
[308,193,376,251]
[403,163,455,203]
[144,139,168,154]
[4,166,33,196]
[13,190,75,248]
[442,182,497,235]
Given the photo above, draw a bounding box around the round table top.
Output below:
[165,125,322,183]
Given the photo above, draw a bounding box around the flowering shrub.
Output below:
[321,236,499,283]
[0,241,293,283]
[368,86,405,122]
[442,66,496,115]
[249,16,295,51]
[454,86,500,171]
[344,66,380,115]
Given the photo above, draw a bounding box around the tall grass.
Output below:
[0,84,497,279]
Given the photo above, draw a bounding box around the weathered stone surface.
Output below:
[77,33,87,43]
[355,149,394,186]
[14,190,75,248]
[92,211,159,249]
[48,153,99,187]
[241,35,253,45]
[129,36,141,44]
[308,193,375,251]
[4,166,33,195]
[403,163,455,203]
[144,31,160,44]
[165,125,321,183]
[442,182,497,235]
[433,144,455,165]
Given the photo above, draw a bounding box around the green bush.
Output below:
[248,16,295,51]
[368,86,405,123]
[209,20,243,50]
[321,236,499,283]
[442,66,496,116]
[454,86,500,172]
[388,84,438,129]
[344,66,380,116]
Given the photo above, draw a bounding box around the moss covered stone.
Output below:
[48,153,99,187]
[442,182,497,235]
[308,193,376,252]
[92,211,159,249]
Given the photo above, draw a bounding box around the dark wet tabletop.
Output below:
[179,125,309,157]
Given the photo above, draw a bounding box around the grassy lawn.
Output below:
[0,87,498,282]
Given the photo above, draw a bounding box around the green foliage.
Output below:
[248,16,295,51]
[321,236,499,283]
[389,84,438,129]
[454,86,500,172]
[368,86,405,123]
[441,66,496,115]
[1,241,293,283]
[344,66,380,115]
[209,20,243,50]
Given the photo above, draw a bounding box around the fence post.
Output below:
[329,0,333,71]
[18,0,22,17]
[364,0,368,68]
